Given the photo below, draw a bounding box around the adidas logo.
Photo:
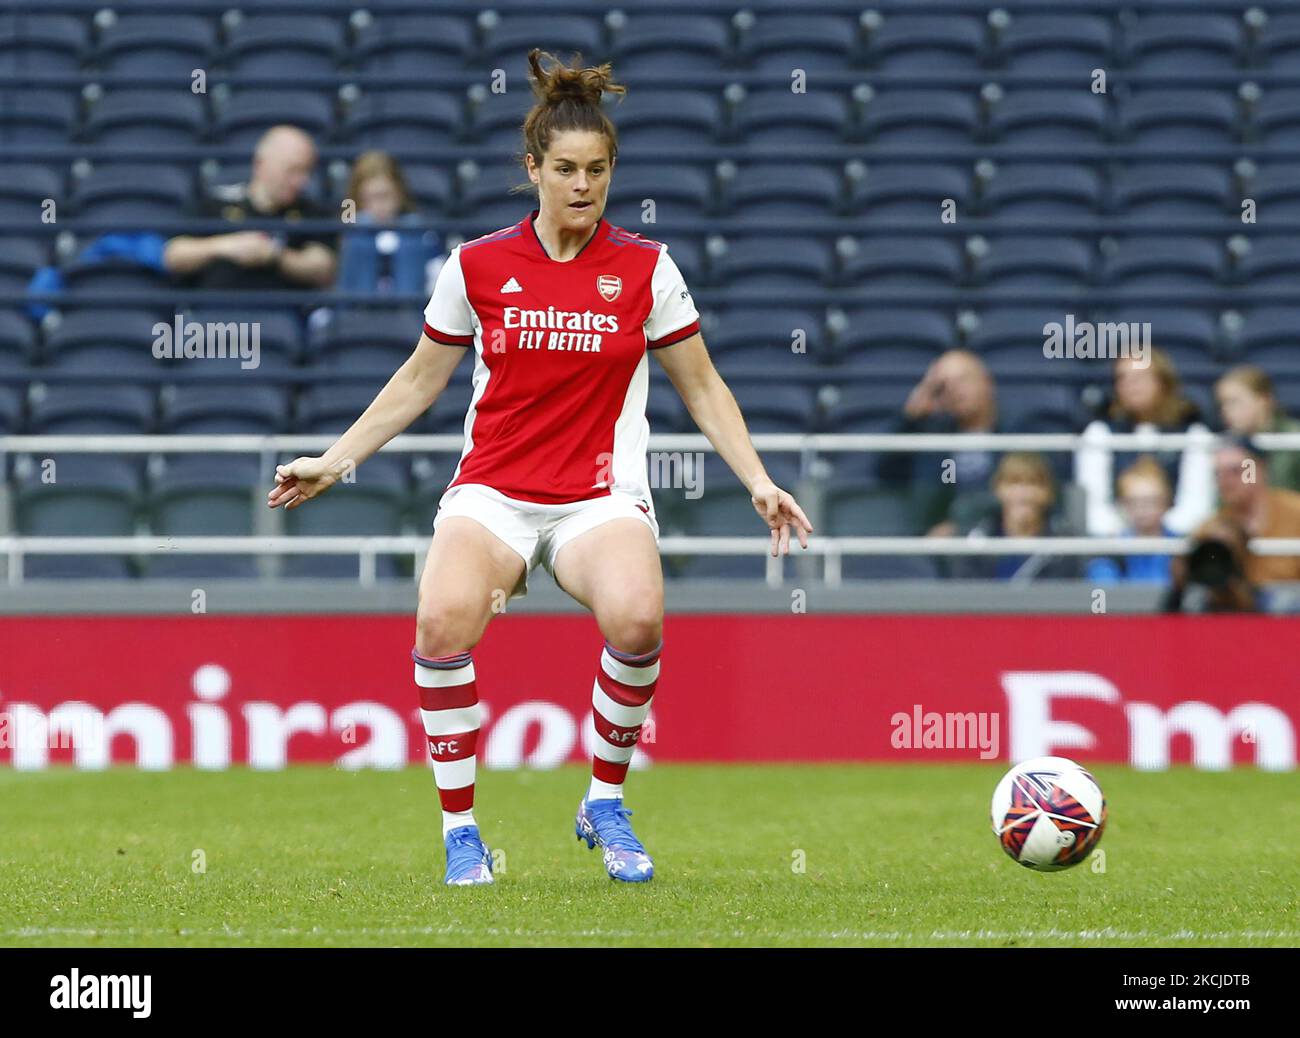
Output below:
[500,276,523,294]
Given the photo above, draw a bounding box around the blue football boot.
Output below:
[443,825,494,886]
[575,798,654,882]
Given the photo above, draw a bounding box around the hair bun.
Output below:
[528,48,625,107]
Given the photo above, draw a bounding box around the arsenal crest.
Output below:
[597,274,622,302]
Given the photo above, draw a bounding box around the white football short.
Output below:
[431,482,660,599]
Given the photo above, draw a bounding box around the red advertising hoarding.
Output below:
[0,615,1294,770]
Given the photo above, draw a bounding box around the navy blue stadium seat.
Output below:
[711,236,833,289]
[0,88,78,145]
[734,90,850,147]
[646,379,688,432]
[1259,13,1300,71]
[1234,309,1300,374]
[1250,164,1300,220]
[0,309,38,364]
[974,237,1095,289]
[823,487,941,577]
[295,383,387,434]
[42,308,168,366]
[314,307,421,361]
[352,15,474,74]
[222,15,344,77]
[423,379,476,434]
[741,14,860,73]
[996,14,1112,74]
[819,382,909,433]
[607,90,723,151]
[0,164,62,225]
[82,90,207,147]
[1110,163,1231,219]
[213,89,335,148]
[1100,308,1218,369]
[1119,90,1239,150]
[1126,14,1243,74]
[966,308,1074,358]
[729,382,817,433]
[341,91,461,152]
[1236,237,1300,287]
[28,384,156,434]
[604,164,714,226]
[842,236,964,289]
[610,14,730,76]
[399,165,454,212]
[95,14,215,76]
[0,236,47,294]
[61,259,174,296]
[833,308,953,367]
[159,384,288,434]
[479,16,604,67]
[1100,236,1223,288]
[1255,89,1300,147]
[704,308,824,361]
[15,454,142,579]
[867,16,985,72]
[70,164,193,221]
[0,13,85,74]
[178,309,303,367]
[988,91,1110,147]
[145,453,262,578]
[983,164,1103,220]
[456,159,533,228]
[863,90,978,148]
[849,164,972,219]
[997,383,1086,433]
[726,164,844,222]
[463,88,536,153]
[0,384,23,432]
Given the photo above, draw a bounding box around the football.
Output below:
[991,756,1108,871]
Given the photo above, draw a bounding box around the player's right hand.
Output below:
[267,456,339,510]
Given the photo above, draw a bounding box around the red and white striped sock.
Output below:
[413,648,481,836]
[588,639,661,801]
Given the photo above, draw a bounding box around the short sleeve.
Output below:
[644,247,701,349]
[422,244,475,347]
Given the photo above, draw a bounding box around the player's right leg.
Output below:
[415,516,527,886]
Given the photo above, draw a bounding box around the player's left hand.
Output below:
[750,478,814,557]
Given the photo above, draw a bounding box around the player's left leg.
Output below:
[551,517,662,881]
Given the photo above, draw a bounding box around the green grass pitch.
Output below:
[1,764,1296,948]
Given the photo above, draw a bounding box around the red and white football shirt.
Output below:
[422,208,700,505]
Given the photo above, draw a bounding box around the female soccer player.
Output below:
[268,50,813,885]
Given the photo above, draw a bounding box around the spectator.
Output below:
[1213,435,1300,585]
[947,452,1081,580]
[163,125,336,291]
[1075,350,1214,536]
[880,349,1004,534]
[1215,365,1300,494]
[336,151,444,297]
[1085,457,1176,584]
[1162,513,1259,613]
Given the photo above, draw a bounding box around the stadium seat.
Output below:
[0,236,48,294]
[0,13,85,74]
[177,308,303,367]
[82,90,207,147]
[996,14,1113,74]
[982,164,1103,220]
[159,384,288,434]
[604,164,714,226]
[28,383,156,434]
[423,379,476,434]
[842,236,964,289]
[646,379,688,432]
[733,90,851,147]
[95,14,215,76]
[222,15,345,77]
[1235,237,1300,287]
[1250,163,1300,220]
[1118,90,1240,150]
[0,164,62,225]
[704,307,825,361]
[212,89,336,149]
[312,307,421,362]
[352,14,474,74]
[145,453,263,579]
[399,165,454,213]
[0,383,24,433]
[1234,308,1300,374]
[862,90,979,148]
[0,88,78,146]
[479,15,604,68]
[740,14,860,73]
[1099,307,1219,369]
[996,383,1086,433]
[295,382,387,434]
[711,236,833,289]
[867,15,985,72]
[1100,236,1224,288]
[725,164,844,223]
[1255,89,1300,147]
[832,308,954,366]
[729,382,817,433]
[1126,14,1244,74]
[987,91,1110,147]
[340,91,462,152]
[1110,163,1232,219]
[70,164,193,222]
[818,382,910,433]
[848,164,972,220]
[973,236,1095,289]
[607,89,724,152]
[609,14,731,76]
[41,308,169,366]
[61,259,175,296]
[1258,12,1300,71]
